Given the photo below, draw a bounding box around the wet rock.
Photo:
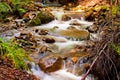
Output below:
[87,24,98,33]
[38,29,48,35]
[70,19,82,26]
[34,28,48,35]
[58,29,90,40]
[14,30,37,52]
[62,11,84,20]
[28,10,55,26]
[28,17,41,26]
[54,37,68,42]
[40,45,48,53]
[38,54,63,72]
[62,15,71,21]
[37,10,55,24]
[42,37,55,43]
[67,26,76,30]
[75,45,87,52]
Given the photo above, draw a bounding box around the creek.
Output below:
[1,6,100,80]
[29,7,99,80]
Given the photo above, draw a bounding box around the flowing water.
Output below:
[0,6,100,80]
[29,7,99,80]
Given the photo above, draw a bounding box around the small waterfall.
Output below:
[30,62,81,80]
[30,57,95,80]
[30,62,44,79]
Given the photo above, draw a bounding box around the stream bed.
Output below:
[1,7,100,80]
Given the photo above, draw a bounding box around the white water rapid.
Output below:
[30,7,98,80]
[31,62,94,80]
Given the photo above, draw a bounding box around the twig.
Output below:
[81,44,107,80]
[103,50,120,80]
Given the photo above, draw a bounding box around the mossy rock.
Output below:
[29,17,41,26]
[85,5,110,20]
[28,10,54,26]
[37,11,55,24]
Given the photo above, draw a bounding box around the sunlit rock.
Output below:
[38,54,63,72]
[62,11,84,20]
[79,0,102,8]
[85,5,110,20]
[57,29,90,40]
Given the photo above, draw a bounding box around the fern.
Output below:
[0,38,32,70]
[0,2,12,13]
[0,2,12,19]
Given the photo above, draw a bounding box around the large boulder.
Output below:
[37,10,55,24]
[38,54,63,73]
[28,10,55,26]
[57,28,90,40]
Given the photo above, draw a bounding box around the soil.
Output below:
[0,59,39,80]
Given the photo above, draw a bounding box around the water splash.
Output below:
[30,62,94,80]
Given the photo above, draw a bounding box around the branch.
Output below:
[81,44,107,80]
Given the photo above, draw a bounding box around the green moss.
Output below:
[28,11,54,26]
[29,17,41,26]
[112,6,118,16]
[101,5,110,11]
[37,11,54,24]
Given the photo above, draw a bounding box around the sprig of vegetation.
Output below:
[0,38,32,70]
[112,44,120,55]
[0,2,12,19]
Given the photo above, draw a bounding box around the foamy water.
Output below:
[39,19,93,30]
[31,63,94,80]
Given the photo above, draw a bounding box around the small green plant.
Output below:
[0,2,12,19]
[11,0,28,17]
[0,0,33,19]
[112,44,120,55]
[0,38,31,70]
